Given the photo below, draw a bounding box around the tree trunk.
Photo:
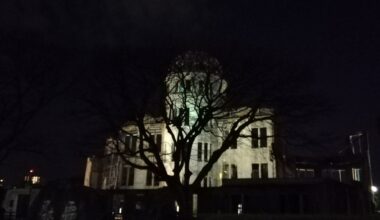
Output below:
[176,187,193,220]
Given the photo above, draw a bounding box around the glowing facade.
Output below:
[84,56,276,190]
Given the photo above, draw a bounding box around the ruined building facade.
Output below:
[82,53,373,215]
[84,54,276,190]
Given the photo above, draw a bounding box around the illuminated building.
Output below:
[84,53,276,190]
[82,53,374,216]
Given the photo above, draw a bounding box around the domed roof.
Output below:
[168,51,223,76]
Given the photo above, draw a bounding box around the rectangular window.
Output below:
[260,128,267,148]
[352,168,361,181]
[156,134,162,152]
[251,164,259,178]
[121,167,127,186]
[261,163,268,178]
[231,164,238,179]
[185,79,191,91]
[252,128,259,148]
[131,136,138,152]
[209,144,212,159]
[222,163,229,179]
[127,167,134,186]
[198,143,202,161]
[125,136,131,150]
[204,143,208,161]
[146,170,152,186]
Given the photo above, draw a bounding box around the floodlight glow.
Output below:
[371,186,378,193]
[175,201,180,213]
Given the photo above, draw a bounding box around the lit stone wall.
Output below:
[216,119,275,186]
[85,71,276,189]
[95,116,275,189]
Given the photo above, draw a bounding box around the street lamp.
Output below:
[349,131,375,212]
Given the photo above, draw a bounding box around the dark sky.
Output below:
[0,1,379,186]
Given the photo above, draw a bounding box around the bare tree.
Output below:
[0,54,68,164]
[85,50,325,219]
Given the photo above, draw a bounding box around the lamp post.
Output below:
[371,185,379,212]
[365,132,376,210]
[349,131,375,213]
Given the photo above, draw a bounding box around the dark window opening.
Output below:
[204,143,208,161]
[231,164,238,179]
[156,134,162,152]
[125,136,131,150]
[251,164,259,178]
[146,170,152,186]
[121,167,127,185]
[185,79,191,91]
[252,128,259,148]
[131,136,137,152]
[198,143,202,161]
[261,163,268,178]
[260,128,267,147]
[127,167,134,186]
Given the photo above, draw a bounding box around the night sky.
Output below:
[0,1,379,186]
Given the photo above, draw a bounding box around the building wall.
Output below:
[216,119,275,186]
[87,117,275,190]
[85,71,276,190]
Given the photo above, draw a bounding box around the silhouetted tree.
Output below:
[0,53,68,163]
[84,50,326,219]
